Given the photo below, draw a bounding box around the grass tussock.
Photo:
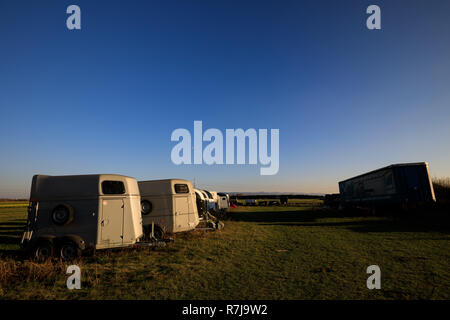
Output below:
[0,259,71,285]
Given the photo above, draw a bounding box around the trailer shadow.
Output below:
[0,220,26,258]
[345,220,450,234]
[228,207,450,235]
[227,208,337,223]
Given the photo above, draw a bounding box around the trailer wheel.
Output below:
[34,240,54,261]
[59,240,81,261]
[51,205,74,226]
[153,225,165,239]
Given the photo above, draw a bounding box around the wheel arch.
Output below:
[58,234,86,250]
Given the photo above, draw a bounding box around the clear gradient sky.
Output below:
[1,0,450,197]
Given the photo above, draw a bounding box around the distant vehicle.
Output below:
[202,189,217,212]
[339,162,436,210]
[194,188,208,217]
[209,191,219,203]
[193,189,224,230]
[245,199,257,206]
[21,174,144,261]
[217,192,230,210]
[209,191,220,210]
[138,179,199,238]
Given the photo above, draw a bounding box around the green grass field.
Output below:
[0,202,449,299]
[0,201,28,208]
[235,198,323,206]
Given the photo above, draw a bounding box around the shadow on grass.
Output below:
[228,208,450,234]
[0,235,22,244]
[0,221,26,226]
[0,221,25,258]
[228,208,333,223]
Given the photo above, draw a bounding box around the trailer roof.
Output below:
[30,174,139,200]
[138,179,194,196]
[194,189,206,200]
[338,162,429,184]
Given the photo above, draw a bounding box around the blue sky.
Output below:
[1,0,450,197]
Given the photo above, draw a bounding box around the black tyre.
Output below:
[59,241,81,261]
[51,205,74,226]
[141,200,152,215]
[34,240,54,261]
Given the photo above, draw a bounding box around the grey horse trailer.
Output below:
[338,162,436,209]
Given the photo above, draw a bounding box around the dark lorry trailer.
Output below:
[338,162,436,209]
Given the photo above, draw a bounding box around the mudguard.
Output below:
[58,234,86,250]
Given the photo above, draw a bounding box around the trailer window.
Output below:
[102,181,125,194]
[174,184,189,193]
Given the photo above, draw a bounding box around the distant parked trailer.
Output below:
[245,199,257,206]
[139,179,199,238]
[202,190,217,212]
[339,162,436,209]
[194,189,224,230]
[194,188,208,217]
[217,192,230,210]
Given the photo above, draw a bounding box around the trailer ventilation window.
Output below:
[102,181,125,195]
[174,184,189,193]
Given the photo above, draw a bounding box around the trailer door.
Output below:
[101,198,124,245]
[174,196,190,231]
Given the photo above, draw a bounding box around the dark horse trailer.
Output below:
[339,162,436,210]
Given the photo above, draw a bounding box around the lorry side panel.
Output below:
[339,163,435,207]
[339,168,396,205]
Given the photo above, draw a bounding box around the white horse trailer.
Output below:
[202,189,217,212]
[21,174,144,261]
[217,192,230,210]
[194,189,225,231]
[138,179,199,238]
[194,188,208,217]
